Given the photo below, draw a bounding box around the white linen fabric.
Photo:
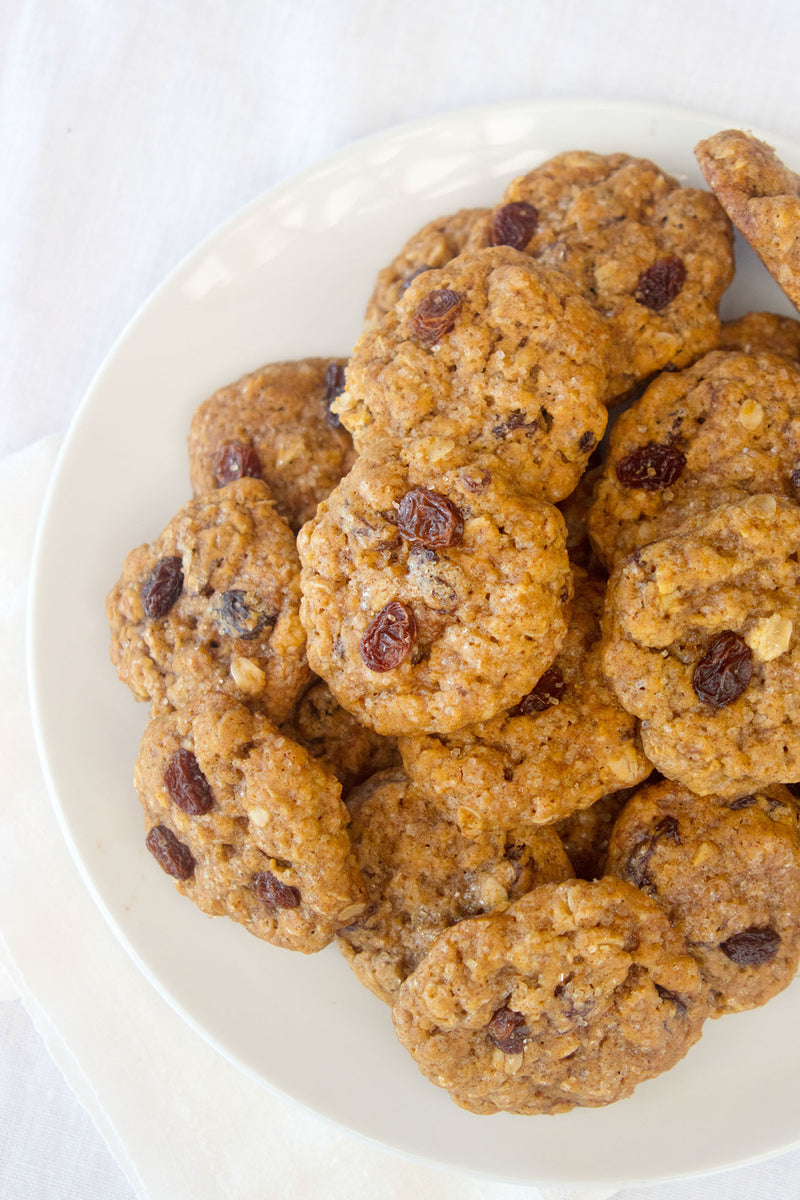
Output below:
[3,2,800,1198]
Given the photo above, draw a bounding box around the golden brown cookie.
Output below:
[695,129,800,310]
[720,310,800,359]
[280,677,400,798]
[588,349,800,568]
[466,150,734,399]
[363,207,489,329]
[106,477,309,721]
[297,438,572,736]
[337,768,573,1004]
[187,358,355,532]
[392,877,708,1114]
[334,246,611,502]
[606,779,800,1015]
[555,788,635,881]
[399,568,651,832]
[135,692,367,953]
[601,493,800,797]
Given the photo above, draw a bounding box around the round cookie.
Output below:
[399,568,652,832]
[107,477,309,720]
[466,150,734,399]
[337,768,573,1005]
[280,677,400,798]
[363,207,489,330]
[392,877,708,1115]
[333,246,612,502]
[606,779,800,1015]
[555,787,636,881]
[297,438,572,736]
[695,129,800,311]
[720,310,800,360]
[135,692,367,953]
[588,349,800,568]
[187,357,355,532]
[601,493,800,796]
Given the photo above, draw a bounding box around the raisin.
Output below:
[323,362,346,430]
[396,487,464,548]
[511,665,566,716]
[487,1005,529,1054]
[578,430,596,453]
[791,464,800,491]
[409,288,463,344]
[491,408,539,440]
[213,589,273,640]
[692,631,753,708]
[720,925,781,966]
[212,441,261,486]
[490,201,539,249]
[615,442,686,491]
[252,870,301,910]
[164,748,214,815]
[400,265,432,293]
[634,256,687,310]
[625,815,681,889]
[654,983,688,1017]
[146,824,195,880]
[360,601,417,672]
[729,794,758,810]
[141,556,183,618]
[458,466,492,494]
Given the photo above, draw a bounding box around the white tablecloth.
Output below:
[3,2,800,1197]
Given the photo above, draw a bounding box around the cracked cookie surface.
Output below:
[334,246,611,502]
[106,477,309,721]
[337,768,573,1004]
[135,692,367,952]
[601,494,800,796]
[297,438,572,736]
[392,876,707,1114]
[606,779,800,1015]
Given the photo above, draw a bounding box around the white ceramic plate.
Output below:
[29,100,800,1187]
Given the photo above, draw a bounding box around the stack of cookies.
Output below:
[106,131,800,1117]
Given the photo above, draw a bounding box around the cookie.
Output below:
[280,677,400,797]
[695,129,800,310]
[466,150,734,399]
[363,207,489,330]
[392,877,707,1115]
[555,788,635,881]
[399,568,651,832]
[333,246,611,502]
[107,477,309,720]
[187,357,356,532]
[601,493,800,796]
[588,349,800,568]
[297,438,572,736]
[557,463,606,576]
[135,692,367,953]
[337,768,573,1004]
[720,310,800,359]
[606,779,800,1015]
